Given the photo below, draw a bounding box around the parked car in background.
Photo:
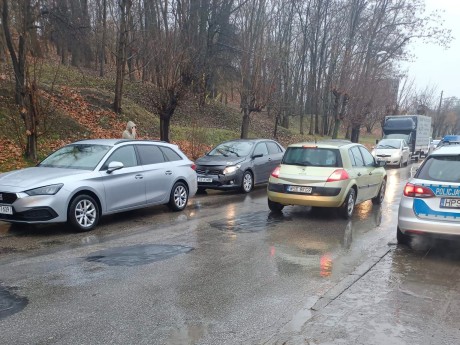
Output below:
[267,140,387,219]
[0,139,197,231]
[397,145,460,246]
[371,138,410,167]
[195,139,285,193]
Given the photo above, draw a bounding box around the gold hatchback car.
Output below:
[267,140,387,218]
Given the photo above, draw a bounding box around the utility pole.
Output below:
[435,91,443,137]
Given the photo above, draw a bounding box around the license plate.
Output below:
[0,205,13,215]
[287,186,312,194]
[198,177,213,183]
[440,198,460,209]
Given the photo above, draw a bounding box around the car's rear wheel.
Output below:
[338,188,355,219]
[68,194,99,232]
[372,178,386,205]
[397,227,411,246]
[169,182,188,211]
[268,199,284,212]
[240,171,253,193]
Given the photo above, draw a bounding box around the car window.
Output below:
[208,141,254,157]
[350,147,364,167]
[102,145,138,170]
[267,141,282,154]
[39,144,112,170]
[376,139,402,149]
[136,145,165,165]
[254,143,269,156]
[160,146,182,162]
[417,155,460,182]
[282,147,341,167]
[359,146,375,167]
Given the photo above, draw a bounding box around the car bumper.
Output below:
[398,196,460,236]
[267,183,345,207]
[376,157,401,165]
[197,172,243,190]
[0,193,67,224]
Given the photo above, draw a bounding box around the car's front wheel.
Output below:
[268,199,284,212]
[338,188,355,219]
[169,182,188,211]
[68,194,100,232]
[240,171,253,193]
[372,178,386,205]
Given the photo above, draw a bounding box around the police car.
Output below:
[397,145,460,245]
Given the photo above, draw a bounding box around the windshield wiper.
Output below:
[216,148,229,157]
[378,145,398,149]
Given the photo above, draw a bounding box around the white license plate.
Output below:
[440,198,460,209]
[198,177,213,183]
[0,205,13,215]
[287,186,312,194]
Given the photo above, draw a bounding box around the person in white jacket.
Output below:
[122,121,136,139]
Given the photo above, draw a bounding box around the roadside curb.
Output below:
[311,247,391,311]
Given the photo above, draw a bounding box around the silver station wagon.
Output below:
[0,139,197,231]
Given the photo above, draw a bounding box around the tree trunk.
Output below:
[350,124,360,143]
[100,0,107,77]
[159,114,171,142]
[113,0,132,113]
[240,108,250,139]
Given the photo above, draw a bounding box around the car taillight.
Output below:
[191,163,196,171]
[271,166,281,178]
[327,169,349,182]
[403,183,434,198]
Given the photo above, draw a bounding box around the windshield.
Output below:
[417,155,460,183]
[208,141,254,157]
[39,144,112,170]
[282,147,341,167]
[376,139,402,149]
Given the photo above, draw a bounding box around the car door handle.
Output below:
[135,174,143,179]
[165,170,173,175]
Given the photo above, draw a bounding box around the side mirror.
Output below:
[403,146,409,151]
[252,153,263,159]
[107,161,124,173]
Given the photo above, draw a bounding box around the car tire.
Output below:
[240,171,253,193]
[168,182,188,212]
[68,194,100,232]
[197,187,207,194]
[372,178,386,205]
[397,227,411,246]
[268,199,284,212]
[338,188,355,219]
[399,159,403,168]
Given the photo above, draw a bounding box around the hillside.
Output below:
[0,62,318,172]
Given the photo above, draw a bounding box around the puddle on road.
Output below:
[0,285,28,320]
[210,211,293,233]
[85,244,194,267]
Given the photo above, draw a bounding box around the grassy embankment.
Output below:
[0,62,378,172]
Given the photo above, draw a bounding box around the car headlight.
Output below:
[25,184,64,196]
[223,165,241,175]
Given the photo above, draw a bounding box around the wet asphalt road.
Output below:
[0,163,459,345]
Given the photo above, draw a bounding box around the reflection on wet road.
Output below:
[0,162,458,344]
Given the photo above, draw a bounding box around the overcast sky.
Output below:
[403,0,460,98]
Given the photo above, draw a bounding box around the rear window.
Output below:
[282,147,341,167]
[417,155,460,182]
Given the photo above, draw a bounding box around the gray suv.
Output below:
[0,139,197,231]
[195,139,285,193]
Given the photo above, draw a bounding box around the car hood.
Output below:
[0,167,89,190]
[195,155,245,166]
[374,148,401,155]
